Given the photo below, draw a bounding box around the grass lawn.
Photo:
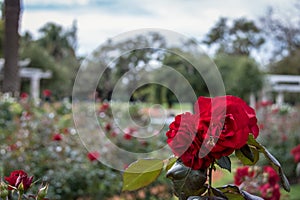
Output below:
[284,184,300,200]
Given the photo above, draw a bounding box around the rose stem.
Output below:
[208,161,214,196]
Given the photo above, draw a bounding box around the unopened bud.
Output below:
[0,181,8,198]
[37,184,48,200]
[18,182,24,195]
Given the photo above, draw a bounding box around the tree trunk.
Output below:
[2,0,21,96]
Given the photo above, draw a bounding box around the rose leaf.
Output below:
[217,184,244,200]
[241,190,264,200]
[165,156,177,171]
[247,134,290,192]
[235,146,259,166]
[240,144,254,162]
[217,156,231,172]
[122,159,164,191]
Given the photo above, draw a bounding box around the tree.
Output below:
[260,7,300,61]
[37,22,77,60]
[92,32,167,101]
[18,22,80,98]
[214,54,263,100]
[2,0,21,95]
[203,17,265,56]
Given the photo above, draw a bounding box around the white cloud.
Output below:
[20,0,298,56]
[24,0,90,6]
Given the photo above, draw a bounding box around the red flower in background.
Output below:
[5,170,33,191]
[87,151,100,161]
[234,166,254,185]
[194,96,259,159]
[123,127,137,140]
[43,89,51,97]
[124,133,132,140]
[291,144,300,163]
[99,103,110,113]
[263,166,280,186]
[234,166,280,200]
[52,133,63,141]
[259,183,280,200]
[105,123,112,131]
[20,92,29,100]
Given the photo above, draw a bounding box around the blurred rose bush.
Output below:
[0,94,172,199]
[256,102,300,182]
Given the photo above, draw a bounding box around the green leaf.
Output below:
[235,146,259,165]
[165,156,177,171]
[240,144,254,162]
[247,134,290,192]
[166,160,207,198]
[217,185,244,200]
[241,190,264,200]
[217,185,263,200]
[217,156,231,172]
[211,187,228,199]
[122,159,164,191]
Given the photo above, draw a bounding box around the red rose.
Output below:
[5,170,33,191]
[87,151,100,161]
[99,103,110,113]
[234,166,254,186]
[291,144,300,163]
[105,123,112,131]
[43,89,51,97]
[194,96,259,159]
[52,133,63,141]
[166,112,212,170]
[259,183,280,200]
[263,166,279,186]
[20,92,29,100]
[124,133,132,140]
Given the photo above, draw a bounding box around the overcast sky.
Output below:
[19,0,298,58]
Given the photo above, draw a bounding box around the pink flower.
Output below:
[111,131,117,137]
[87,151,100,161]
[123,127,137,140]
[260,100,273,107]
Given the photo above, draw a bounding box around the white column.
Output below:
[276,91,284,105]
[31,74,41,103]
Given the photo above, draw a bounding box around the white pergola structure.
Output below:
[0,58,52,102]
[263,74,300,105]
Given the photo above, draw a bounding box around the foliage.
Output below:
[18,22,80,99]
[260,7,300,61]
[0,96,121,199]
[256,103,300,182]
[37,21,77,60]
[91,32,166,101]
[0,95,175,199]
[214,54,263,100]
[203,17,265,56]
